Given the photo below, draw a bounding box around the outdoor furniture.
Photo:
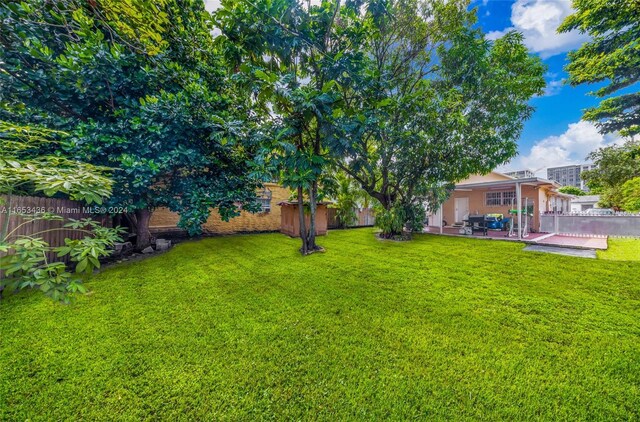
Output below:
[465,215,488,236]
[485,213,510,231]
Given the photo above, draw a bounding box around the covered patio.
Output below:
[429,173,574,241]
[427,226,549,241]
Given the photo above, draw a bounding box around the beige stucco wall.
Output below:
[150,183,291,235]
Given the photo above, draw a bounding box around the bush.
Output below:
[0,214,124,303]
[621,177,640,212]
[402,202,426,233]
[375,206,406,238]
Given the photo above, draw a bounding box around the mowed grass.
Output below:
[598,238,640,261]
[1,229,640,420]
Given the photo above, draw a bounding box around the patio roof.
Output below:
[455,177,562,191]
[570,195,600,203]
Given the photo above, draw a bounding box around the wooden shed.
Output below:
[279,201,329,237]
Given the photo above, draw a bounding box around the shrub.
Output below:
[621,177,640,212]
[375,206,406,238]
[0,214,124,303]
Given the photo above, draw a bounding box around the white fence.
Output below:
[540,213,640,237]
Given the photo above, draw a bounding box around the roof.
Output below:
[570,195,600,203]
[457,172,515,185]
[455,176,561,190]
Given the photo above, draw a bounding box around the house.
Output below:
[149,182,291,236]
[570,195,601,212]
[428,172,573,238]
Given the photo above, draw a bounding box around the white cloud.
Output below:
[204,0,221,12]
[498,121,624,176]
[543,79,563,96]
[488,0,589,58]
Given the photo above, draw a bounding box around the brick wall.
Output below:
[149,183,291,235]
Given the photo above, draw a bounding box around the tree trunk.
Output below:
[134,208,152,250]
[297,186,308,255]
[307,182,317,251]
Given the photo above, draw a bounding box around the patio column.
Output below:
[516,182,522,240]
[439,206,443,234]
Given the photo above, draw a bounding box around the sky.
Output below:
[474,0,622,176]
[205,0,622,176]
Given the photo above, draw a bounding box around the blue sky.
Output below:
[206,0,622,175]
[473,0,622,175]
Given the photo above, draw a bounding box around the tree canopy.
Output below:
[216,0,545,240]
[581,139,640,209]
[3,0,551,251]
[216,0,372,252]
[559,0,640,137]
[0,0,263,248]
[558,186,587,196]
[621,177,640,212]
[332,0,546,236]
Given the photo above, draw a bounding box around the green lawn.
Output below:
[598,238,640,261]
[2,229,640,420]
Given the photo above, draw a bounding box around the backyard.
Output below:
[1,229,639,420]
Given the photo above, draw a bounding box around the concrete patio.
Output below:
[424,226,608,250]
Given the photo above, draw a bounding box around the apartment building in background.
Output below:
[546,164,596,191]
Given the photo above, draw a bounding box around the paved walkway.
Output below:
[523,245,597,258]
[425,227,608,250]
[536,235,608,250]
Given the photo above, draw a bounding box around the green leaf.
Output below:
[76,258,88,273]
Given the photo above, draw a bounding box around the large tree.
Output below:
[0,0,262,249]
[559,0,640,137]
[216,0,367,253]
[331,0,546,236]
[217,0,545,241]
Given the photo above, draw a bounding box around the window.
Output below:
[485,192,502,206]
[485,190,516,206]
[256,188,272,213]
[258,197,271,213]
[502,191,516,206]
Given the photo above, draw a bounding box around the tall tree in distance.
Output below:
[559,0,640,137]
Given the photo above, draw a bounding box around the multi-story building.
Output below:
[546,164,596,191]
[504,169,535,179]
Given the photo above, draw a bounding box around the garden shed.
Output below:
[279,201,329,237]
